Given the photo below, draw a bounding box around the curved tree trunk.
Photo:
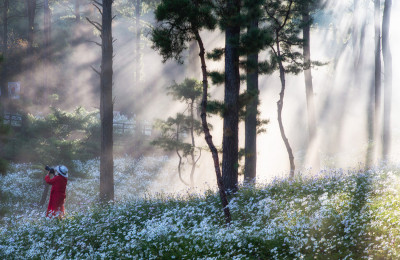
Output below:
[195,31,231,225]
[382,0,392,161]
[176,122,190,186]
[276,36,295,179]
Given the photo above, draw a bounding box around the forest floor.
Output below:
[1,157,400,259]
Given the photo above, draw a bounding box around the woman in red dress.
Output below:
[45,165,68,218]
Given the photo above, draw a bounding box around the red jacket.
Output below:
[45,175,68,218]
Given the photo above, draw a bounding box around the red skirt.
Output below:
[46,192,66,218]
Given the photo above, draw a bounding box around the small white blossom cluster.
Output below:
[1,161,400,259]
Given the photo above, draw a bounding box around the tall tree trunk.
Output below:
[244,19,258,185]
[382,0,392,161]
[26,0,36,55]
[302,4,319,170]
[222,0,240,193]
[366,0,381,166]
[43,0,51,100]
[189,100,196,186]
[194,30,231,225]
[99,0,114,202]
[188,40,200,78]
[134,0,141,86]
[374,0,381,160]
[75,0,80,22]
[276,35,295,179]
[1,0,9,104]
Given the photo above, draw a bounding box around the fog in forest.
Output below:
[3,0,400,192]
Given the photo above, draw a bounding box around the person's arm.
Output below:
[45,174,57,184]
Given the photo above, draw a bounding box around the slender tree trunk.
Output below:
[134,0,141,86]
[1,0,9,103]
[39,179,50,206]
[244,19,258,185]
[382,0,392,161]
[195,30,231,225]
[222,0,240,193]
[302,5,319,170]
[176,122,190,186]
[99,0,114,202]
[75,0,80,22]
[189,100,196,186]
[43,0,51,101]
[188,40,200,78]
[366,0,381,167]
[26,0,36,55]
[374,0,381,158]
[276,35,295,178]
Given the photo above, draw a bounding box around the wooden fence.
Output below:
[3,113,22,127]
[113,122,152,136]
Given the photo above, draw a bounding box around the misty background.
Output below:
[0,0,399,191]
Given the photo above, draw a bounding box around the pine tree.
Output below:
[87,0,115,202]
[263,0,304,178]
[151,79,203,186]
[151,0,231,224]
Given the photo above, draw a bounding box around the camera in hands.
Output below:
[45,165,55,174]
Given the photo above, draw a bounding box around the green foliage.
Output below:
[208,71,225,85]
[3,107,100,165]
[206,48,224,61]
[206,100,225,117]
[151,0,218,63]
[167,78,202,102]
[152,78,203,154]
[152,114,197,156]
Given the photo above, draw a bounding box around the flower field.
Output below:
[1,158,400,259]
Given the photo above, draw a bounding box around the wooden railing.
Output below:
[113,121,152,136]
[3,113,22,127]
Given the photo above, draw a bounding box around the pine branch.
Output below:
[86,40,102,47]
[91,66,100,75]
[86,17,102,32]
[92,1,103,16]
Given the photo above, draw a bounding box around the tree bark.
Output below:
[195,30,231,225]
[26,0,36,55]
[276,35,295,179]
[382,0,392,161]
[374,0,381,149]
[75,0,80,22]
[176,122,190,186]
[99,0,114,202]
[39,179,50,206]
[189,100,196,186]
[134,0,141,86]
[302,4,319,170]
[244,19,258,185]
[1,0,9,103]
[222,0,240,193]
[43,0,51,98]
